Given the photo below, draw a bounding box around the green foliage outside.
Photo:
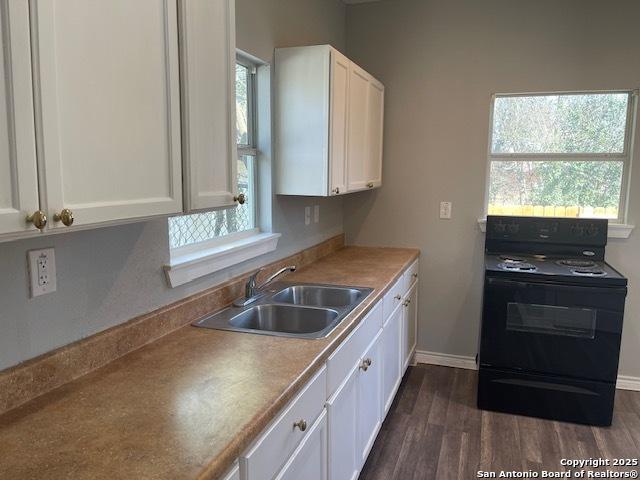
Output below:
[489,93,629,212]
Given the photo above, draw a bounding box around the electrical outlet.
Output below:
[314,205,320,223]
[439,201,452,219]
[304,206,311,225]
[28,248,57,297]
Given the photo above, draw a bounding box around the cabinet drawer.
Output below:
[327,301,382,398]
[241,366,327,480]
[383,277,403,322]
[403,259,419,293]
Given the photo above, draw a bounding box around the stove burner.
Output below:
[557,259,597,268]
[498,262,537,272]
[499,255,526,263]
[572,268,607,277]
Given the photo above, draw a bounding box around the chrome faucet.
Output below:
[233,265,296,307]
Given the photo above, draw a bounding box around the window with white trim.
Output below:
[486,91,637,223]
[168,58,257,250]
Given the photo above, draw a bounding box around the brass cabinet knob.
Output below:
[360,358,372,371]
[293,419,307,432]
[26,210,47,231]
[394,294,402,300]
[53,208,74,227]
[234,193,246,205]
[367,182,374,188]
[332,187,340,195]
[412,273,418,279]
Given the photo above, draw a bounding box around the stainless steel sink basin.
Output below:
[229,304,339,334]
[272,285,363,307]
[192,281,373,339]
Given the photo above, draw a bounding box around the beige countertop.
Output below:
[0,246,419,480]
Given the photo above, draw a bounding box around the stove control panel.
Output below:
[486,216,608,246]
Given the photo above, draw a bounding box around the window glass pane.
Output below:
[492,93,629,154]
[488,160,623,219]
[236,64,249,145]
[168,156,255,249]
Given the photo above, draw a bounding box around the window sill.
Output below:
[164,231,281,288]
[477,218,634,239]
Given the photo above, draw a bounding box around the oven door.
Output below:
[480,276,626,382]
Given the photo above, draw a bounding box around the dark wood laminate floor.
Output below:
[360,364,640,480]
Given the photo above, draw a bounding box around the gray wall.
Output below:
[344,0,640,378]
[0,0,347,371]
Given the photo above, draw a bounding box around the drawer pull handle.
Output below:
[412,273,418,279]
[360,358,372,371]
[293,419,307,432]
[394,294,402,300]
[403,299,411,307]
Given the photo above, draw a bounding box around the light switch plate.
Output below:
[314,205,320,223]
[440,201,452,219]
[304,206,311,225]
[28,248,57,297]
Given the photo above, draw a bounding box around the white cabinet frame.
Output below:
[0,1,39,236]
[179,0,238,212]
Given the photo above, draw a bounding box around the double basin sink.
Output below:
[193,282,373,339]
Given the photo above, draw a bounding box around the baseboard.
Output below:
[414,350,478,370]
[617,375,640,392]
[414,350,640,392]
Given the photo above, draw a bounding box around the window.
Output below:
[486,91,637,223]
[168,58,257,250]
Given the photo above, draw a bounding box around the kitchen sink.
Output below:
[192,281,373,339]
[229,304,339,334]
[272,285,363,307]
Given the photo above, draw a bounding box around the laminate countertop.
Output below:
[0,246,419,480]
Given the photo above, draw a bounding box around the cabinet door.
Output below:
[402,282,419,372]
[180,0,237,211]
[382,305,402,416]
[0,1,39,237]
[357,331,383,467]
[346,63,369,192]
[328,49,349,196]
[31,0,183,229]
[275,410,328,480]
[366,78,384,188]
[326,365,359,480]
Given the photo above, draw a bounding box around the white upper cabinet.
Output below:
[346,65,384,192]
[30,0,183,229]
[275,45,384,197]
[0,2,39,237]
[365,78,384,189]
[329,50,349,196]
[345,63,369,192]
[179,0,238,212]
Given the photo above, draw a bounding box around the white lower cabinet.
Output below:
[275,411,328,480]
[241,366,327,480]
[402,281,419,372]
[238,259,419,480]
[327,366,359,480]
[381,304,402,415]
[357,331,383,466]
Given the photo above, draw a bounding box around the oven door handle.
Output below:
[486,277,531,288]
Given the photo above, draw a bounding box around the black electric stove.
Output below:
[477,216,628,426]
